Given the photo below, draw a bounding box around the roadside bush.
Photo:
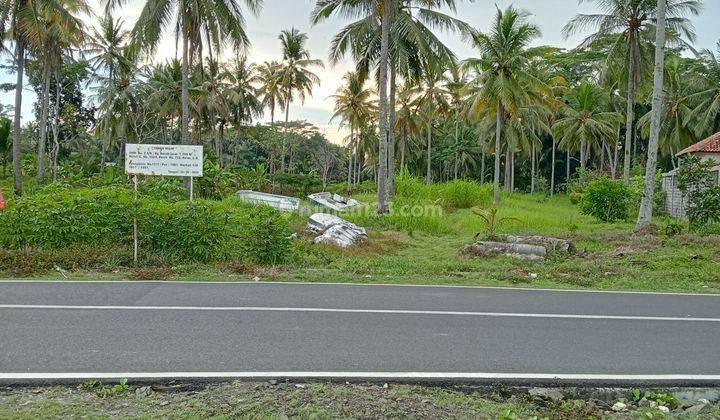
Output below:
[0,187,133,249]
[579,177,630,222]
[678,156,720,230]
[140,197,292,263]
[0,188,292,265]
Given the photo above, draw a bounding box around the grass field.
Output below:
[3,176,718,293]
[4,189,718,294]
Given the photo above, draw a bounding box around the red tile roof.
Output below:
[677,131,720,156]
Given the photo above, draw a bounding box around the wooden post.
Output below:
[190,176,194,202]
[133,175,138,264]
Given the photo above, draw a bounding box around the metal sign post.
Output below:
[190,176,194,202]
[125,144,203,264]
[133,175,139,264]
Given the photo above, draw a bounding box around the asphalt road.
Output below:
[1,281,720,384]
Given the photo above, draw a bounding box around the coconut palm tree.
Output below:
[444,63,468,180]
[110,0,262,185]
[685,41,720,139]
[276,28,323,172]
[146,60,183,144]
[257,61,282,125]
[463,6,547,205]
[415,61,450,184]
[563,0,700,184]
[86,14,132,166]
[31,0,88,183]
[637,0,667,229]
[312,0,469,212]
[637,55,694,159]
[553,81,623,170]
[194,57,230,164]
[330,71,375,192]
[1,0,89,194]
[224,55,263,150]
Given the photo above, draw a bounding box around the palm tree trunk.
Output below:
[504,150,511,190]
[282,86,291,172]
[492,102,504,205]
[480,146,486,184]
[636,0,667,229]
[531,142,536,194]
[624,36,638,185]
[453,108,460,180]
[376,0,391,214]
[12,39,24,196]
[400,129,406,173]
[613,126,620,178]
[347,126,354,193]
[580,139,587,170]
[51,70,60,182]
[566,149,571,192]
[387,65,397,197]
[425,121,432,184]
[510,152,515,193]
[101,66,114,167]
[37,63,51,184]
[181,15,191,190]
[550,139,556,196]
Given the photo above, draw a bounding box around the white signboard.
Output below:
[125,144,203,177]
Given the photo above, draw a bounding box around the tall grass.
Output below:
[395,172,491,209]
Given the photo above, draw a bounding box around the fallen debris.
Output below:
[459,241,547,261]
[308,192,362,212]
[497,235,575,254]
[307,213,368,248]
[236,190,300,212]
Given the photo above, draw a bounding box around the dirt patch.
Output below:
[129,266,174,280]
[677,234,720,247]
[1,381,717,419]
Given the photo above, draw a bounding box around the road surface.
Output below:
[1,281,719,385]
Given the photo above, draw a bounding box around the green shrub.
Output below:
[678,156,720,230]
[579,177,630,222]
[438,180,491,209]
[0,188,292,265]
[662,220,685,237]
[395,172,490,209]
[139,198,292,263]
[0,187,134,249]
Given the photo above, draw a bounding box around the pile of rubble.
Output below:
[459,235,575,261]
[306,213,368,249]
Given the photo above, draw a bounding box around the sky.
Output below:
[2,0,720,144]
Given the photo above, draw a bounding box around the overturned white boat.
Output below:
[236,190,301,212]
[307,192,361,212]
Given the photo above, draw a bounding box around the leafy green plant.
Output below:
[579,177,631,222]
[663,220,685,237]
[0,188,292,265]
[471,207,520,240]
[631,389,680,410]
[678,156,720,230]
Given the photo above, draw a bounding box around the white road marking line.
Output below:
[1,280,717,296]
[1,372,719,381]
[0,304,718,323]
